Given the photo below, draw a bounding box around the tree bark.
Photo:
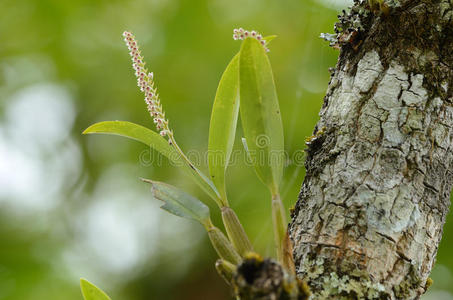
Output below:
[289,0,453,299]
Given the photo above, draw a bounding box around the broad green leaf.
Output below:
[142,178,210,226]
[208,53,240,201]
[239,38,284,195]
[83,121,221,204]
[84,121,180,164]
[80,279,111,300]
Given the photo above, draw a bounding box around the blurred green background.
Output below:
[1,0,452,299]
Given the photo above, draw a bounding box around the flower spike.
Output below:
[122,31,220,204]
[122,31,172,138]
[233,28,270,52]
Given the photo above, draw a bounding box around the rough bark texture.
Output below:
[289,0,453,299]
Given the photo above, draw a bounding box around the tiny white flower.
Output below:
[123,31,173,138]
[232,28,270,52]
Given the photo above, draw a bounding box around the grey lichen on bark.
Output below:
[290,0,453,299]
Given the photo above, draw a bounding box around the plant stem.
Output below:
[215,259,237,284]
[168,133,227,206]
[221,206,253,256]
[205,219,242,265]
[166,135,252,258]
[271,192,287,266]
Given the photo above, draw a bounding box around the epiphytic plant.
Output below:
[81,29,309,299]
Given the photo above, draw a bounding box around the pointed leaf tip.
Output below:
[263,35,277,45]
[80,278,112,300]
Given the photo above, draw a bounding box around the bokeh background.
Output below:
[1,0,452,299]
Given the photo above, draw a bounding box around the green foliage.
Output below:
[208,53,240,202]
[141,179,241,264]
[263,35,278,45]
[83,30,295,297]
[142,179,210,226]
[84,121,178,163]
[80,279,112,300]
[83,121,221,205]
[238,38,285,195]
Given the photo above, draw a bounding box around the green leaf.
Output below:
[208,53,240,201]
[80,279,112,300]
[83,121,221,205]
[142,179,210,225]
[239,38,284,195]
[83,121,180,164]
[263,35,277,45]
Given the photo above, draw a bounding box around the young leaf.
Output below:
[80,279,112,300]
[208,53,240,201]
[239,38,285,195]
[83,121,221,205]
[142,178,210,225]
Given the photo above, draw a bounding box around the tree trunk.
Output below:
[289,0,453,299]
